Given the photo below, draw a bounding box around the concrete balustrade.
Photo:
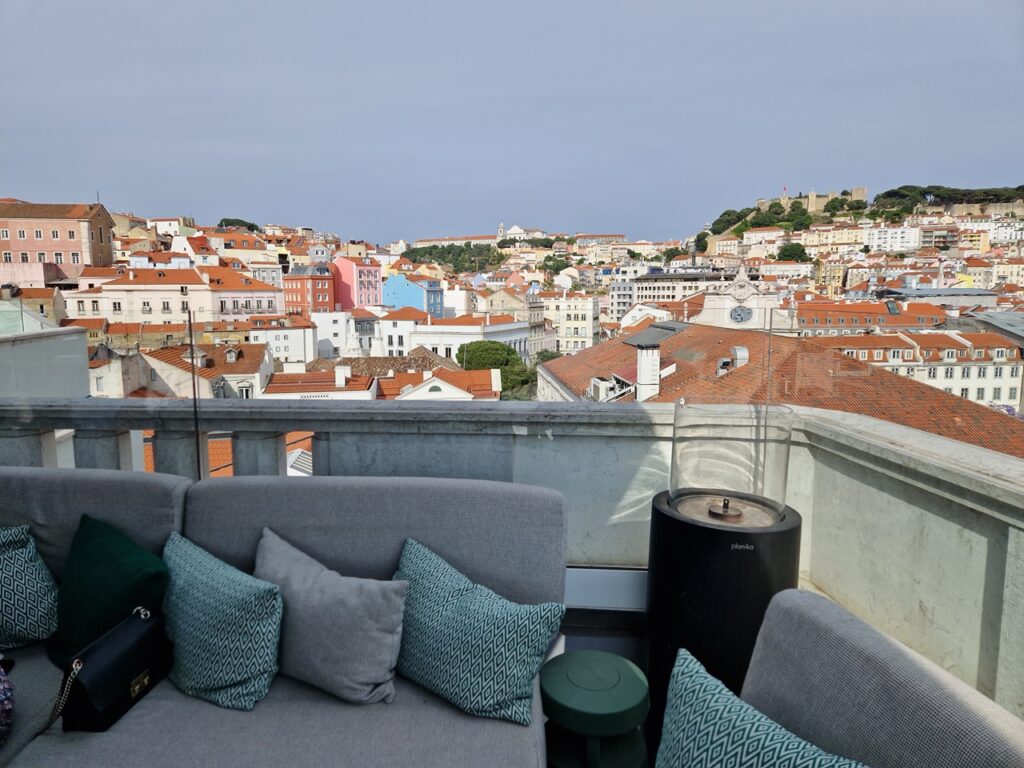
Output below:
[0,398,1021,717]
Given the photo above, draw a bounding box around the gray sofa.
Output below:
[0,467,567,768]
[741,589,1024,768]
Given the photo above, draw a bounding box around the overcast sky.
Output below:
[2,1,1022,244]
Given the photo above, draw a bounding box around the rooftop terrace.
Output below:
[0,398,1021,720]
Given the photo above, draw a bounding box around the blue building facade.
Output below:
[383,274,444,318]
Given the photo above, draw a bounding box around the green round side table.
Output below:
[540,650,650,768]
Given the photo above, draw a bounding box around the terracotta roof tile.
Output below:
[542,324,1024,458]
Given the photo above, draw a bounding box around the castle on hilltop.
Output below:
[755,186,867,214]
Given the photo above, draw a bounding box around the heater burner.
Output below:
[671,493,780,529]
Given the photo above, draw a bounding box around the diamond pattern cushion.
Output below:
[656,650,866,768]
[163,533,282,711]
[395,539,564,726]
[0,526,57,651]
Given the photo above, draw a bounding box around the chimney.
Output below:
[335,364,352,387]
[635,343,660,402]
[730,345,749,369]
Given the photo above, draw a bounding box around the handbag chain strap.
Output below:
[44,658,83,731]
[41,607,150,733]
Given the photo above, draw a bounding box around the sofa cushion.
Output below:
[0,526,57,651]
[0,644,61,768]
[163,533,282,711]
[9,675,546,768]
[396,539,564,725]
[0,467,189,580]
[741,589,1024,768]
[48,515,169,668]
[254,527,408,705]
[657,649,864,768]
[183,476,566,606]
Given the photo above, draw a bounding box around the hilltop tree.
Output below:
[694,232,709,253]
[218,217,261,232]
[777,243,811,263]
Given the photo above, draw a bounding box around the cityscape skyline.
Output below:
[2,0,1022,243]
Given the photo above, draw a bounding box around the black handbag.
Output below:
[46,606,172,733]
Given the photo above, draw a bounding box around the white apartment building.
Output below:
[816,330,1023,409]
[992,219,1024,245]
[861,224,922,253]
[411,314,530,361]
[537,291,600,353]
[248,316,318,363]
[65,269,214,323]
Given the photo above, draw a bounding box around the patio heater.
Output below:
[646,400,801,733]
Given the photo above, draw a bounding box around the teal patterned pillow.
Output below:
[0,526,57,650]
[163,533,282,711]
[395,539,564,725]
[657,650,867,768]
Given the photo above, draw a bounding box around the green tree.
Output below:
[497,238,516,249]
[218,217,260,232]
[767,201,785,216]
[823,197,848,214]
[456,340,530,390]
[777,243,811,263]
[860,245,871,254]
[847,199,867,211]
[694,232,709,253]
[535,349,563,364]
[661,246,684,264]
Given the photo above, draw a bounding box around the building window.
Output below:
[33,229,42,239]
[2,252,9,263]
[962,367,971,379]
[51,230,59,239]
[77,301,85,312]
[181,301,189,312]
[161,301,171,313]
[944,366,954,379]
[91,300,99,314]
[873,350,883,361]
[960,388,969,398]
[54,252,63,264]
[975,388,985,400]
[994,366,1004,379]
[112,301,122,313]
[142,301,151,314]
[978,367,987,379]
[927,367,937,379]
[1011,387,1019,401]
[0,229,7,238]
[996,349,1006,358]
[20,253,28,263]
[388,335,393,346]
[945,350,955,360]
[16,230,25,239]
[71,252,80,264]
[68,230,76,240]
[95,376,103,392]
[36,252,45,262]
[993,387,1002,400]
[150,369,158,382]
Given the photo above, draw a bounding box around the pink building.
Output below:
[329,254,382,309]
[0,199,115,283]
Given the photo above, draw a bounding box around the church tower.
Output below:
[497,222,506,239]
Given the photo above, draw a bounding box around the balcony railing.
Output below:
[0,399,1021,719]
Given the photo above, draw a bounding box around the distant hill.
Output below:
[701,184,1024,245]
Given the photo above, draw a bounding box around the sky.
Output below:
[1,0,1022,244]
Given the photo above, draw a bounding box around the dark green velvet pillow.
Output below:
[47,515,169,668]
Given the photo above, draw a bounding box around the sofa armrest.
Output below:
[741,589,1024,768]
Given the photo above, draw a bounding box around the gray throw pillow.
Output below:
[254,528,408,704]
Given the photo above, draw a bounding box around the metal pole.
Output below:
[187,310,202,479]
